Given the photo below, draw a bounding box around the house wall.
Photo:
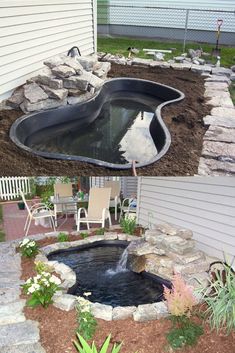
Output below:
[0,0,97,100]
[98,0,235,45]
[137,177,235,261]
[90,177,138,198]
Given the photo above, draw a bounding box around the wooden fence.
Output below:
[0,177,31,201]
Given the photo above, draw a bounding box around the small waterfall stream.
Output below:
[106,248,129,276]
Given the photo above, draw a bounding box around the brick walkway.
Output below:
[2,202,119,241]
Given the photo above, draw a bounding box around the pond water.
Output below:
[26,93,162,165]
[48,243,164,307]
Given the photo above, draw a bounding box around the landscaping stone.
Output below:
[76,55,98,71]
[23,83,48,104]
[91,303,113,321]
[132,58,152,66]
[63,56,84,74]
[53,294,76,311]
[1,343,46,353]
[67,92,94,105]
[202,141,235,162]
[133,302,168,322]
[231,73,235,81]
[93,61,111,78]
[191,65,211,73]
[174,259,209,275]
[0,321,40,347]
[7,87,25,108]
[112,306,136,320]
[204,82,229,91]
[204,126,235,143]
[206,95,234,108]
[20,98,67,113]
[204,90,231,98]
[198,157,235,175]
[0,301,26,325]
[203,115,235,128]
[117,233,127,241]
[211,67,232,77]
[52,65,76,79]
[211,107,235,118]
[205,75,231,84]
[35,75,63,90]
[63,75,89,91]
[0,288,21,305]
[155,223,178,236]
[44,56,64,69]
[168,250,205,265]
[128,254,146,273]
[40,85,68,100]
[231,65,235,72]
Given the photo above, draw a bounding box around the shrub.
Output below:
[80,232,88,239]
[199,262,235,334]
[164,273,203,349]
[22,272,61,308]
[76,294,97,340]
[120,216,136,235]
[95,228,105,235]
[57,232,69,242]
[19,238,38,258]
[35,261,53,274]
[74,334,122,353]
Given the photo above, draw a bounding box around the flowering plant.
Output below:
[76,292,97,340]
[164,273,203,349]
[22,271,61,308]
[19,238,38,258]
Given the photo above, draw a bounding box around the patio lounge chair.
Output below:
[104,180,121,221]
[76,187,112,231]
[20,190,56,237]
[119,197,137,221]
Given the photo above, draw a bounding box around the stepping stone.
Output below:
[202,141,235,162]
[204,90,231,98]
[198,157,235,175]
[206,96,234,108]
[205,75,231,84]
[204,82,229,91]
[1,343,46,353]
[211,107,235,118]
[0,301,26,325]
[204,126,235,143]
[0,288,21,305]
[0,321,40,348]
[211,67,232,77]
[203,115,235,128]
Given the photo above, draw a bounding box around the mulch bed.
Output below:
[0,65,211,176]
[20,234,235,353]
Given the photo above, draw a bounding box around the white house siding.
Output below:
[0,0,97,100]
[90,176,138,198]
[137,177,235,261]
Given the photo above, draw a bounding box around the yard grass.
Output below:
[98,36,235,67]
[0,204,5,242]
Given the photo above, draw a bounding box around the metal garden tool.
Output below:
[212,19,223,57]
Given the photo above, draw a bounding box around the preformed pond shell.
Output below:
[10,78,184,169]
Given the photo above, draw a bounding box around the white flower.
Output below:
[41,271,50,277]
[27,283,40,293]
[20,238,30,247]
[49,275,61,285]
[29,241,36,247]
[26,278,32,284]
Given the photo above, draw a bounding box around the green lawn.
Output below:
[0,205,5,242]
[98,36,235,68]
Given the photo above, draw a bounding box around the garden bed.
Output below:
[19,233,235,353]
[0,65,211,176]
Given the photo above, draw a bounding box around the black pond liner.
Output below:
[10,78,184,170]
[47,240,172,307]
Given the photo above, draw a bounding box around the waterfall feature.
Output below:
[106,248,129,275]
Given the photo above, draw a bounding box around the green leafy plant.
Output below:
[76,294,97,340]
[95,228,105,235]
[74,334,122,353]
[164,273,203,349]
[22,271,61,308]
[199,262,235,334]
[19,238,39,258]
[34,261,53,274]
[120,216,136,235]
[80,232,88,239]
[57,232,69,242]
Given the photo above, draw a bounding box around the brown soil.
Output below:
[20,235,235,353]
[0,65,211,176]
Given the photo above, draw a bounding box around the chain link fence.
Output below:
[98,3,235,49]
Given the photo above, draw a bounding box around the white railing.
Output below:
[0,177,31,201]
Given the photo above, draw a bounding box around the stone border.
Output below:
[98,54,235,176]
[34,232,169,322]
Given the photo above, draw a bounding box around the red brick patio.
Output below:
[2,201,119,241]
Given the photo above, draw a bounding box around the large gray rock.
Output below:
[230,73,235,81]
[211,67,232,77]
[206,95,234,108]
[35,74,63,90]
[133,302,168,322]
[204,82,229,91]
[0,321,40,347]
[204,126,235,143]
[20,98,67,113]
[23,83,48,103]
[52,65,76,79]
[112,306,136,320]
[128,254,146,273]
[211,107,235,118]
[174,259,209,275]
[63,56,84,74]
[205,75,231,84]
[40,85,68,101]
[203,115,235,128]
[1,343,46,353]
[202,141,235,162]
[53,294,76,311]
[44,56,64,69]
[7,87,25,108]
[0,288,21,305]
[63,75,89,91]
[168,250,205,265]
[93,61,111,78]
[91,303,113,321]
[132,58,152,67]
[0,301,26,325]
[76,55,98,71]
[198,157,235,175]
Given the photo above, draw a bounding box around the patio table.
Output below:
[50,195,88,227]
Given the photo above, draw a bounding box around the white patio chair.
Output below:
[76,187,112,231]
[53,183,77,227]
[119,197,137,221]
[19,190,56,237]
[104,180,121,221]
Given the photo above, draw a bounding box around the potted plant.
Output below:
[17,201,25,210]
